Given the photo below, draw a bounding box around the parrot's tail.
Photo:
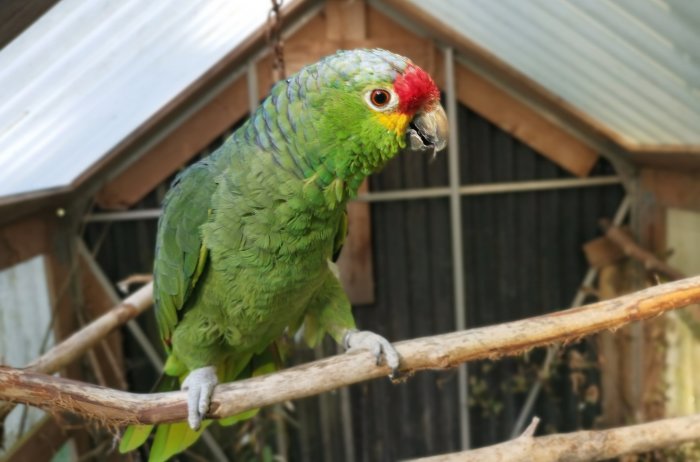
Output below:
[118,347,281,462]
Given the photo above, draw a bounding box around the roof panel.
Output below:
[0,0,285,199]
[401,0,700,149]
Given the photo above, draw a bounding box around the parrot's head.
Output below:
[296,48,448,182]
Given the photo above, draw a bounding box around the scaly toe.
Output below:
[344,330,401,375]
[181,366,218,430]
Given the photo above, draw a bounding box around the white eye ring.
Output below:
[365,88,399,111]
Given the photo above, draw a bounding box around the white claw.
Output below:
[343,330,400,374]
[181,366,218,430]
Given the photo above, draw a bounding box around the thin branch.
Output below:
[1,276,700,427]
[27,282,152,375]
[0,282,153,421]
[600,219,685,280]
[408,413,700,462]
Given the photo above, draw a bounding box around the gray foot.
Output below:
[181,366,217,430]
[343,329,400,377]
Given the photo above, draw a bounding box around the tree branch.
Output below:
[409,413,700,461]
[1,276,700,427]
[600,219,685,280]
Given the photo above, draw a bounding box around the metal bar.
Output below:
[445,46,471,450]
[358,176,622,202]
[87,209,162,222]
[247,62,259,115]
[509,194,632,438]
[85,176,622,222]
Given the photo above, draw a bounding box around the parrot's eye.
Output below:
[370,89,391,107]
[365,88,397,111]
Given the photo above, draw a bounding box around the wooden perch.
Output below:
[1,275,700,427]
[409,413,700,461]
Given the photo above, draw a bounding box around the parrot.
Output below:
[119,48,448,461]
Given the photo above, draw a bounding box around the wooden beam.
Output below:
[583,236,625,269]
[78,245,126,390]
[640,167,700,213]
[325,0,366,41]
[337,181,374,305]
[0,214,51,271]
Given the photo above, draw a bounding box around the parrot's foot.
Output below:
[181,366,218,430]
[343,329,400,378]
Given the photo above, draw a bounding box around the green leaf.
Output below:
[149,421,210,462]
[118,424,153,453]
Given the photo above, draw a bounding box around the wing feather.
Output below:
[154,161,218,348]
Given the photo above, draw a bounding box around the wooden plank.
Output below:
[0,214,50,271]
[633,172,668,423]
[632,152,700,169]
[78,251,126,390]
[640,167,700,212]
[325,0,366,41]
[583,236,625,269]
[43,212,94,457]
[337,188,375,305]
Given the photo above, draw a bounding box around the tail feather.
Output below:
[119,344,284,460]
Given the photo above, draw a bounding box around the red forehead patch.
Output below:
[394,63,440,114]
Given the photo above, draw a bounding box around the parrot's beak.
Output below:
[406,104,448,156]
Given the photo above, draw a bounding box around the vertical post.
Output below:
[445,46,471,449]
[247,62,259,115]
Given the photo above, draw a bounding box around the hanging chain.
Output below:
[268,0,286,81]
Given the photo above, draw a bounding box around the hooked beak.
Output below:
[406,104,448,156]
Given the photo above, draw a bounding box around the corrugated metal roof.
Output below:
[0,0,294,200]
[401,0,700,149]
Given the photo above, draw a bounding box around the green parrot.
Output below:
[120,48,447,461]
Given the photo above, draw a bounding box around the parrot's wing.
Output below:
[332,209,348,262]
[154,161,217,349]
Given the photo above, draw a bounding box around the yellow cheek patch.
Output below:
[375,112,410,134]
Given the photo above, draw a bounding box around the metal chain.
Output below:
[268,0,286,81]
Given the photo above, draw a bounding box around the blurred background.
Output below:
[1,0,699,460]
